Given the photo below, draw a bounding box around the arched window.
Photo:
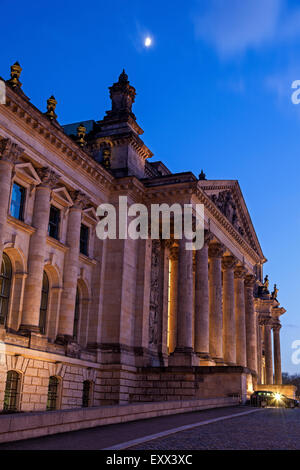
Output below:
[39,271,49,334]
[0,253,12,326]
[82,380,93,407]
[47,376,60,411]
[3,370,21,412]
[73,287,80,340]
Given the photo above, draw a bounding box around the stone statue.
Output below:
[263,275,269,291]
[271,284,279,300]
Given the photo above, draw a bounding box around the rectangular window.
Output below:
[10,183,25,221]
[48,205,60,240]
[80,224,89,256]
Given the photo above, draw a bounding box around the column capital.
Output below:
[70,190,90,210]
[222,255,237,271]
[163,239,173,250]
[234,265,248,279]
[208,242,225,259]
[245,274,257,288]
[272,322,282,332]
[36,167,60,188]
[258,315,272,326]
[0,138,23,163]
[169,244,179,261]
[204,229,213,246]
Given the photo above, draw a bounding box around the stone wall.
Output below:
[0,396,239,444]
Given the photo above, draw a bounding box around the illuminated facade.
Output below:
[0,63,286,412]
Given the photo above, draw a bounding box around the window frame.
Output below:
[82,380,93,408]
[0,253,12,327]
[46,376,61,411]
[80,223,89,257]
[39,271,50,335]
[48,204,61,240]
[73,287,81,341]
[9,182,26,221]
[3,370,21,413]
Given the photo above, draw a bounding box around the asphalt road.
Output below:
[0,406,299,450]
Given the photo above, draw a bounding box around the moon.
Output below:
[144,37,152,47]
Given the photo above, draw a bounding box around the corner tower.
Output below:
[89,70,153,177]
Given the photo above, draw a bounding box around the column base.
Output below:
[18,324,41,336]
[55,334,74,345]
[212,356,226,365]
[55,335,81,358]
[196,352,216,366]
[169,348,198,366]
[29,332,48,351]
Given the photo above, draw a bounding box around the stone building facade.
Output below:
[0,63,286,412]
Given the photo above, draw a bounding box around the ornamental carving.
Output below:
[272,322,281,332]
[245,274,256,288]
[69,190,90,210]
[149,240,161,348]
[169,244,179,261]
[208,242,225,259]
[204,229,214,246]
[0,138,23,163]
[210,190,244,236]
[222,255,237,271]
[234,265,248,279]
[258,316,272,327]
[36,167,60,188]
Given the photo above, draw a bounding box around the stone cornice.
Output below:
[111,176,146,203]
[46,236,69,253]
[90,133,153,160]
[6,215,36,235]
[3,85,114,192]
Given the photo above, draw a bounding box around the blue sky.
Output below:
[1,0,300,373]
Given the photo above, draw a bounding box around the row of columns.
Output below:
[171,235,258,372]
[0,137,89,342]
[259,319,282,385]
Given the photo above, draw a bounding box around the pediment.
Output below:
[14,162,41,186]
[82,206,98,225]
[51,186,73,207]
[199,180,264,258]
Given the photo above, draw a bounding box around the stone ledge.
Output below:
[0,397,239,443]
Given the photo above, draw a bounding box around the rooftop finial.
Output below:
[8,61,22,88]
[119,69,129,83]
[45,95,57,120]
[108,70,136,115]
[199,169,206,180]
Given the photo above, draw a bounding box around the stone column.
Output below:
[245,274,258,373]
[234,265,247,367]
[222,255,237,365]
[57,191,88,341]
[20,168,59,333]
[264,319,273,384]
[168,244,178,354]
[0,138,23,266]
[176,236,193,352]
[194,234,211,358]
[273,322,282,385]
[257,318,263,384]
[208,242,224,362]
